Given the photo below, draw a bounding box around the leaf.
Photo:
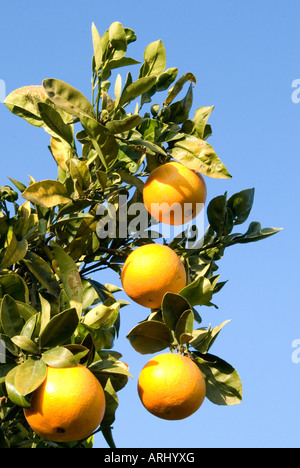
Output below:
[80,114,119,170]
[180,275,213,307]
[227,188,255,225]
[39,308,79,348]
[229,223,282,245]
[105,114,142,134]
[170,135,232,179]
[139,40,166,78]
[92,22,103,70]
[164,72,196,106]
[191,106,214,140]
[5,366,31,408]
[207,193,234,237]
[127,320,173,355]
[20,313,39,340]
[161,292,191,332]
[108,21,127,61]
[141,68,178,106]
[0,295,24,338]
[120,76,157,106]
[0,274,29,302]
[101,378,119,428]
[38,102,74,145]
[23,251,61,298]
[190,320,231,353]
[102,57,140,75]
[168,83,194,124]
[51,242,83,318]
[14,358,47,396]
[0,233,28,269]
[68,159,91,191]
[50,136,73,172]
[4,85,55,128]
[193,353,243,406]
[83,302,120,329]
[174,309,194,345]
[22,180,71,208]
[11,335,39,354]
[43,79,95,119]
[42,347,78,368]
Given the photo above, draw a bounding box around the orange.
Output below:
[24,364,106,443]
[143,161,207,226]
[121,243,187,308]
[137,353,206,420]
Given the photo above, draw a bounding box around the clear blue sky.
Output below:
[1,0,299,449]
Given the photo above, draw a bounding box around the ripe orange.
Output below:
[24,364,106,443]
[143,161,207,226]
[137,353,206,420]
[121,243,187,308]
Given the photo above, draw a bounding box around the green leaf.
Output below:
[39,308,79,348]
[227,188,255,225]
[22,180,71,208]
[38,102,74,145]
[101,377,119,428]
[90,359,133,379]
[207,193,234,237]
[170,135,232,179]
[108,21,127,61]
[43,78,95,119]
[174,309,194,345]
[141,68,178,106]
[102,57,140,76]
[15,358,47,396]
[42,347,78,368]
[120,76,157,106]
[51,242,83,319]
[68,159,91,191]
[168,83,194,124]
[4,85,55,128]
[191,106,214,140]
[193,353,243,406]
[180,275,213,307]
[0,295,24,338]
[16,301,36,322]
[80,114,119,170]
[11,335,39,354]
[229,223,282,245]
[83,302,120,329]
[0,233,28,269]
[92,22,103,70]
[20,313,39,340]
[161,292,191,332]
[127,320,173,355]
[5,366,31,408]
[190,320,231,353]
[23,251,61,298]
[0,274,29,302]
[106,114,142,134]
[139,40,166,78]
[165,72,196,106]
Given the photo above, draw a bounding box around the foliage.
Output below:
[0,21,281,448]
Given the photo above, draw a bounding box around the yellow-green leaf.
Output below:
[22,180,71,208]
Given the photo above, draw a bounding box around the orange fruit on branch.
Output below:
[138,353,206,420]
[121,243,187,308]
[143,161,207,226]
[24,364,106,443]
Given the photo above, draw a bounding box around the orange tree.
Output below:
[0,21,281,448]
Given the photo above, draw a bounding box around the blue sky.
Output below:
[1,0,299,448]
